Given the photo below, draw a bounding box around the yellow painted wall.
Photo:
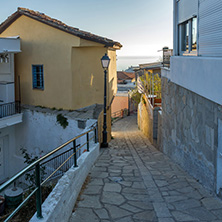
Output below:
[1,15,118,111]
[0,15,82,109]
[71,47,117,109]
[107,50,117,103]
[71,46,106,109]
[0,14,119,143]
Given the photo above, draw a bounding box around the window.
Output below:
[32,65,44,89]
[192,17,197,51]
[179,17,197,55]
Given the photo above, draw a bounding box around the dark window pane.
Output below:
[181,21,189,51]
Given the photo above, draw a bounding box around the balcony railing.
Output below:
[0,122,98,221]
[0,101,21,119]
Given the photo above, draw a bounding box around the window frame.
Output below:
[179,17,197,56]
[32,65,44,90]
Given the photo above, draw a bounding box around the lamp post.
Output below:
[101,53,110,148]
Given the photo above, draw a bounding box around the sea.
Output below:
[117,56,160,71]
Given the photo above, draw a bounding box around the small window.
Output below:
[32,65,44,89]
[179,17,197,55]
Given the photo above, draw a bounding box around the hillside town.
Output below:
[0,0,222,221]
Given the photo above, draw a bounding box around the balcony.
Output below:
[0,101,23,129]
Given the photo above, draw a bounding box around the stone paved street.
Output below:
[69,115,222,222]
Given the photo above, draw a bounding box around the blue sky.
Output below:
[1,0,173,57]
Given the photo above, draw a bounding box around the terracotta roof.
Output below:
[117,72,135,81]
[0,8,122,48]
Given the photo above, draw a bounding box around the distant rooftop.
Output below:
[0,8,122,49]
[117,71,135,80]
[139,62,162,69]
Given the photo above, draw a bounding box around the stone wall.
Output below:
[161,77,222,191]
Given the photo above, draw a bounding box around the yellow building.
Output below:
[0,8,122,142]
[0,8,121,110]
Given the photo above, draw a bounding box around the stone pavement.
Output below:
[69,115,222,222]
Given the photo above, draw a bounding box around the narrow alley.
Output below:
[69,115,222,222]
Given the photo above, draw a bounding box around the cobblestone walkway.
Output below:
[69,115,222,222]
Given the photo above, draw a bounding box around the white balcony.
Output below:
[0,36,21,54]
[0,101,23,129]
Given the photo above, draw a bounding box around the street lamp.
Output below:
[101,53,110,148]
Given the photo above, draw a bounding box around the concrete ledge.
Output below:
[30,143,100,222]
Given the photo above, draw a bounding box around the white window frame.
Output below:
[179,17,197,56]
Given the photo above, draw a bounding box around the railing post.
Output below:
[73,140,78,167]
[35,163,43,219]
[87,133,89,152]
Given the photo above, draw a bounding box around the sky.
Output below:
[0,0,173,57]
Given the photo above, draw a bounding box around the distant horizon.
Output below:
[117,55,161,59]
[116,55,159,71]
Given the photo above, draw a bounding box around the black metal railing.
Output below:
[0,122,98,222]
[0,101,21,119]
[111,108,129,123]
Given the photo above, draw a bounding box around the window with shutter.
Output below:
[32,65,44,89]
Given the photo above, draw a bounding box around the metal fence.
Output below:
[0,123,98,222]
[111,108,129,123]
[0,101,21,118]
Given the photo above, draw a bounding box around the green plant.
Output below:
[140,71,162,99]
[56,114,69,129]
[129,88,141,105]
[20,148,46,189]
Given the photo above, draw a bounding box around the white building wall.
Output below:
[0,125,17,182]
[178,0,198,23]
[162,56,222,105]
[199,0,222,56]
[0,109,96,180]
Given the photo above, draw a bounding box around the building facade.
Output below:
[0,36,23,182]
[162,0,222,195]
[0,8,121,111]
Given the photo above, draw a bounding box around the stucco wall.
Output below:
[12,108,96,175]
[0,53,15,83]
[0,15,118,111]
[71,46,106,109]
[111,94,128,114]
[162,77,222,192]
[1,15,79,109]
[162,56,222,105]
[0,125,17,182]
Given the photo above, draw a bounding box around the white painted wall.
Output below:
[162,56,222,105]
[178,0,198,23]
[0,53,15,83]
[0,37,21,54]
[0,125,18,182]
[15,109,96,157]
[0,109,96,180]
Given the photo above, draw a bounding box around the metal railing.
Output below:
[111,108,129,123]
[0,123,98,222]
[0,101,21,119]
